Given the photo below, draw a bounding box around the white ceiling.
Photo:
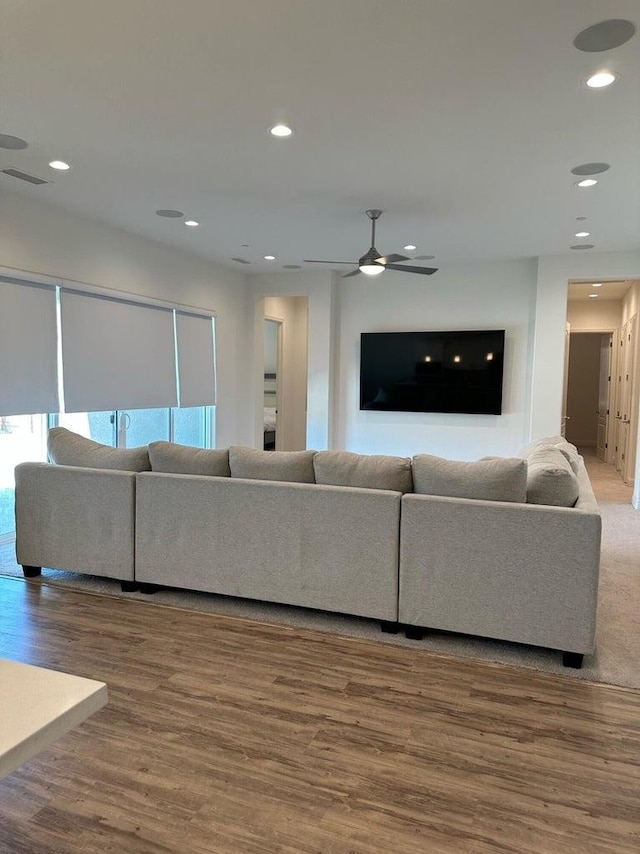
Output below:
[1,0,639,274]
[568,279,633,301]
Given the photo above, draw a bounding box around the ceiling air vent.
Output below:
[231,257,251,264]
[2,168,50,185]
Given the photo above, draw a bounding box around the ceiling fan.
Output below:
[303,209,438,278]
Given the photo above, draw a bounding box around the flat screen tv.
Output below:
[360,330,505,415]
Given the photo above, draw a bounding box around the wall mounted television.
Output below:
[360,330,505,415]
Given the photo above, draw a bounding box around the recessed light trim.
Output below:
[589,294,599,299]
[282,264,302,269]
[184,220,199,227]
[414,254,435,261]
[270,124,293,137]
[592,282,602,287]
[49,160,70,171]
[156,209,184,218]
[586,71,617,89]
[575,231,590,238]
[576,179,598,188]
[403,244,417,251]
[571,162,610,176]
[576,216,587,221]
[264,255,276,261]
[570,244,595,250]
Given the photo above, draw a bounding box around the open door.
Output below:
[597,334,612,461]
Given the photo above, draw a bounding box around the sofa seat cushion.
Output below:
[229,446,316,483]
[412,454,527,502]
[47,427,150,472]
[525,447,580,507]
[149,441,230,476]
[519,435,581,474]
[314,450,413,493]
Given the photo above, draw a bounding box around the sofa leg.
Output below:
[405,626,424,641]
[380,621,399,634]
[562,652,584,669]
[120,580,138,593]
[22,565,42,578]
[138,583,159,595]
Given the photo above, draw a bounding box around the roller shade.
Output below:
[0,277,59,416]
[60,289,178,412]
[175,311,216,406]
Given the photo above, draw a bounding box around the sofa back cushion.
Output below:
[229,446,316,483]
[412,454,527,502]
[314,450,413,493]
[149,441,230,476]
[48,427,150,472]
[519,435,581,474]
[525,446,580,507]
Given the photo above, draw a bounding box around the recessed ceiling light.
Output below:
[592,282,602,287]
[576,216,587,221]
[415,254,436,261]
[283,264,302,269]
[270,124,293,137]
[49,160,70,171]
[589,294,599,299]
[156,209,184,218]
[241,244,250,248]
[264,255,276,261]
[575,231,590,237]
[571,162,610,176]
[586,71,617,89]
[403,244,417,251]
[184,220,199,227]
[0,134,28,150]
[570,244,595,250]
[576,179,597,188]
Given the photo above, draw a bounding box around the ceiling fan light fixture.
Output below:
[359,263,385,276]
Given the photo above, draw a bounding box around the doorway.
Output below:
[565,332,612,459]
[263,319,280,450]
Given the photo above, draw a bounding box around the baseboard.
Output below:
[633,492,640,511]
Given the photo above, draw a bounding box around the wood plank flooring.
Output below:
[0,575,639,854]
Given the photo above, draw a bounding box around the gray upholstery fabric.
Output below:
[411,454,527,502]
[149,441,230,476]
[229,446,316,483]
[14,462,136,580]
[525,446,580,507]
[519,435,581,474]
[135,473,400,620]
[314,450,413,493]
[48,427,150,472]
[399,475,601,653]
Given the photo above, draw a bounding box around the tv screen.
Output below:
[360,330,505,415]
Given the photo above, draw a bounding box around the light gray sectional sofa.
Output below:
[14,429,602,668]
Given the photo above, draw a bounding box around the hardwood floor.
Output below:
[0,575,639,854]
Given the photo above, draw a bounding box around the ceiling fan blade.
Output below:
[303,259,356,265]
[384,263,438,275]
[376,253,410,265]
[342,268,361,278]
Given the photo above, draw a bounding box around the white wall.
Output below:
[567,300,622,332]
[0,190,253,446]
[334,259,538,459]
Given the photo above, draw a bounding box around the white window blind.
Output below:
[60,290,178,413]
[175,311,216,406]
[0,278,59,416]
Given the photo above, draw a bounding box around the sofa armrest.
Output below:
[15,462,136,581]
[399,493,601,654]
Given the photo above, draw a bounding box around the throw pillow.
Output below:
[411,454,527,502]
[229,446,316,483]
[47,427,151,472]
[149,441,230,476]
[525,446,580,507]
[313,450,413,493]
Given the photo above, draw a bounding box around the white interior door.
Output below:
[597,333,612,461]
[561,321,571,437]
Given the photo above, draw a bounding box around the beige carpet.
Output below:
[2,452,638,688]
